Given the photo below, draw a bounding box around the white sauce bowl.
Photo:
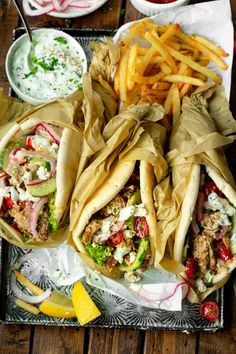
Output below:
[130,0,190,17]
[5,29,87,105]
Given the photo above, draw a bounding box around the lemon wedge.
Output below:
[39,290,76,319]
[72,281,101,326]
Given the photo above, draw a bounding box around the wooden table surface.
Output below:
[0,1,236,353]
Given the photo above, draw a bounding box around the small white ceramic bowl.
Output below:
[5,29,87,105]
[130,0,190,17]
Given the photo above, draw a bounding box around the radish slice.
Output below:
[137,282,190,302]
[11,273,51,304]
[35,123,61,145]
[30,197,48,238]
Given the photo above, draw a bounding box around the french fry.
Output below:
[180,83,192,98]
[114,67,120,97]
[177,31,228,70]
[159,23,180,43]
[118,21,145,49]
[137,46,157,75]
[164,84,175,115]
[127,43,138,90]
[159,62,172,75]
[119,49,129,102]
[165,45,222,84]
[152,82,171,90]
[133,71,165,84]
[145,32,177,73]
[172,85,181,123]
[162,74,205,87]
[192,34,229,57]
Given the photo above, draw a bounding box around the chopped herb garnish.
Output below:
[23,66,38,79]
[54,36,68,45]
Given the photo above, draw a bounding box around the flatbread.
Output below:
[174,164,236,300]
[72,159,159,276]
[0,118,82,248]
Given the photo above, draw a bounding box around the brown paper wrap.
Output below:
[69,103,169,274]
[0,90,84,249]
[165,83,236,302]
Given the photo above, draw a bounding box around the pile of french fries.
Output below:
[114,20,228,128]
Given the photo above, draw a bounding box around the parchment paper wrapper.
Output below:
[0,90,84,249]
[69,102,173,275]
[165,83,236,302]
[18,242,190,311]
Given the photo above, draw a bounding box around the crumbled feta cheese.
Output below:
[114,246,128,264]
[129,252,136,264]
[195,278,207,293]
[205,192,235,216]
[124,271,142,283]
[204,270,214,284]
[37,166,51,180]
[118,204,147,221]
[123,230,136,239]
[22,170,32,183]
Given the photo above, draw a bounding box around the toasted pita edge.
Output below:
[173,164,201,262]
[140,160,158,266]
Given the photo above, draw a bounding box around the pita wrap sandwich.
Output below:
[174,164,236,299]
[72,158,158,279]
[0,117,82,247]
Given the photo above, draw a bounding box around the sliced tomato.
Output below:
[135,217,149,238]
[199,301,219,321]
[3,196,14,209]
[204,182,224,197]
[107,230,123,247]
[215,240,233,261]
[26,136,34,150]
[185,257,197,279]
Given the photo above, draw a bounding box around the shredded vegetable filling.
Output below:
[82,167,151,273]
[184,169,236,292]
[0,123,62,242]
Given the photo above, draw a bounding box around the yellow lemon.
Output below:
[72,281,101,326]
[39,290,76,319]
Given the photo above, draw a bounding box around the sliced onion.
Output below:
[23,0,54,16]
[30,197,48,238]
[24,0,96,17]
[26,179,45,186]
[35,123,61,145]
[191,212,200,235]
[137,281,190,302]
[11,273,51,304]
[0,170,8,178]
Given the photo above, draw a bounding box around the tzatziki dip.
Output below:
[7,29,87,104]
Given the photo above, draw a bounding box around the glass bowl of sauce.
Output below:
[130,0,190,17]
[5,29,87,105]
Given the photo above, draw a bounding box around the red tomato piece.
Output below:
[4,196,14,209]
[204,182,223,197]
[185,257,197,279]
[135,217,149,238]
[107,230,123,247]
[199,301,219,321]
[26,136,34,150]
[215,240,233,261]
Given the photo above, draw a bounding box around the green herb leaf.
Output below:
[54,36,68,44]
[23,66,38,79]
